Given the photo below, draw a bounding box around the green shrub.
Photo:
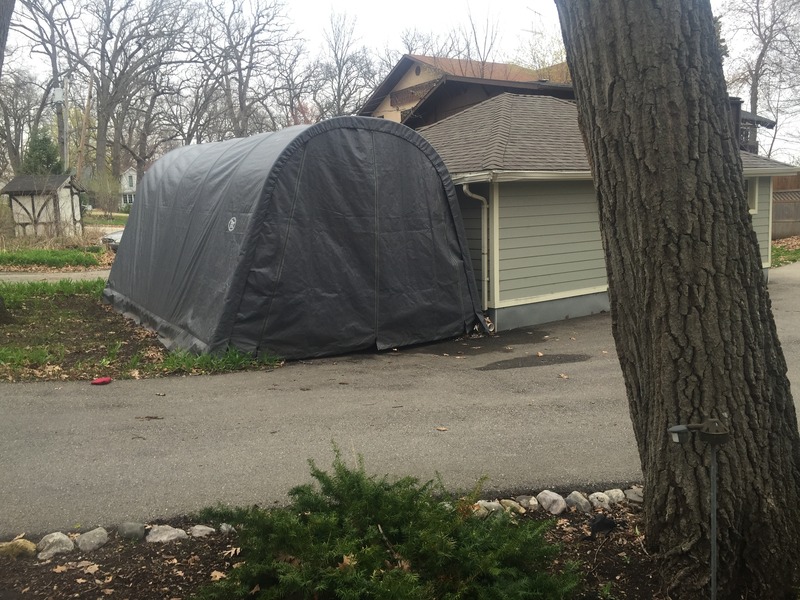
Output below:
[194,449,579,600]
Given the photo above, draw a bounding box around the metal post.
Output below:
[710,444,718,600]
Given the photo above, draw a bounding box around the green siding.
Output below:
[457,194,484,300]
[749,176,771,266]
[498,181,605,302]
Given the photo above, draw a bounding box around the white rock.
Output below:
[536,490,567,515]
[500,499,526,514]
[146,525,188,543]
[37,532,74,560]
[219,523,236,534]
[565,491,592,513]
[77,527,108,552]
[624,486,644,504]
[589,492,611,510]
[471,505,490,519]
[477,500,504,513]
[189,525,215,538]
[118,522,146,541]
[514,495,538,511]
[604,489,626,504]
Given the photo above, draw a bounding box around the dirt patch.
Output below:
[0,293,167,382]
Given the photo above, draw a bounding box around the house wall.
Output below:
[373,64,442,121]
[457,185,488,304]
[750,176,771,265]
[476,177,773,332]
[10,188,82,237]
[498,180,607,304]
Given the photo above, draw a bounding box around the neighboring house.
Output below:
[120,167,137,208]
[360,55,775,155]
[1,174,84,237]
[418,93,799,332]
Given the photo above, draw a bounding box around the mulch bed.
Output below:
[0,504,664,599]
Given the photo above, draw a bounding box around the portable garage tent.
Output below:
[103,117,482,359]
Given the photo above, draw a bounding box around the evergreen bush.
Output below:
[195,448,579,599]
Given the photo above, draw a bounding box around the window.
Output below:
[122,194,135,204]
[127,175,134,187]
[745,178,758,213]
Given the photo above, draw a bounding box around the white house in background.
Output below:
[120,167,136,208]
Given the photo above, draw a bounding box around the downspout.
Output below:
[462,184,490,315]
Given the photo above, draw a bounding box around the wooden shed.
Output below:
[420,93,800,331]
[1,174,84,237]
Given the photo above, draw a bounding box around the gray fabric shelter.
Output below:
[104,116,482,359]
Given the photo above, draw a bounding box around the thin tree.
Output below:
[555,1,800,598]
[0,0,15,79]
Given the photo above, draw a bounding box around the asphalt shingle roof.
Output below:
[419,93,799,177]
[419,93,589,174]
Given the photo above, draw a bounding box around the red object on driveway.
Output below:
[91,377,113,385]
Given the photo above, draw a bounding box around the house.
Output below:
[360,55,775,156]
[1,174,84,237]
[418,93,799,331]
[357,54,573,128]
[120,167,137,208]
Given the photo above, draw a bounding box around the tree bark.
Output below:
[0,0,15,79]
[554,1,800,598]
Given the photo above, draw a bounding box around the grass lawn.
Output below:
[82,211,129,227]
[0,247,103,268]
[772,240,800,268]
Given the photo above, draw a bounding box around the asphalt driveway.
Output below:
[1,262,799,537]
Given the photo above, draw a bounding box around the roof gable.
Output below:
[408,55,540,81]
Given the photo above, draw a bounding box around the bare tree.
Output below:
[191,0,291,138]
[723,0,800,154]
[314,12,377,118]
[556,0,800,597]
[0,67,49,172]
[0,0,15,78]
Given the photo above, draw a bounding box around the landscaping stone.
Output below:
[514,495,538,511]
[77,527,108,552]
[146,525,187,543]
[0,539,37,558]
[189,525,215,538]
[476,500,504,513]
[536,490,567,515]
[500,499,526,514]
[37,532,74,560]
[589,492,611,510]
[565,491,592,513]
[471,505,490,519]
[219,523,235,534]
[604,489,626,504]
[117,522,146,541]
[624,486,644,504]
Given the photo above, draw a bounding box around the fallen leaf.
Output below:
[52,565,68,573]
[338,554,357,570]
[174,570,184,576]
[210,570,227,581]
[76,578,87,584]
[232,561,246,569]
[559,373,569,379]
[570,337,576,340]
[222,547,241,559]
[11,533,25,541]
[165,558,178,565]
[249,584,261,595]
[84,564,100,575]
[536,351,544,357]
[434,426,448,432]
[102,590,114,595]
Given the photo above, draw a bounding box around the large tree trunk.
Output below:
[554,1,800,598]
[0,0,15,79]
